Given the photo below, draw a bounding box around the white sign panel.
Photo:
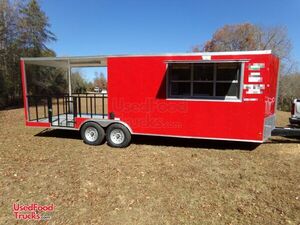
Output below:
[244,84,265,94]
[249,63,265,71]
[249,72,262,82]
[202,55,211,60]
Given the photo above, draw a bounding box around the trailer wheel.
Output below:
[81,122,105,145]
[106,124,131,148]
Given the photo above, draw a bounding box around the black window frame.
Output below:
[167,62,243,100]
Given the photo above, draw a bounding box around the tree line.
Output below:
[71,71,107,93]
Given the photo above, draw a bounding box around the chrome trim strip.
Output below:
[240,62,245,101]
[49,126,77,130]
[132,132,263,143]
[165,60,250,63]
[166,62,244,102]
[263,115,276,141]
[165,98,242,102]
[275,62,281,118]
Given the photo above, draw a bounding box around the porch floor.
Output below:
[31,113,108,127]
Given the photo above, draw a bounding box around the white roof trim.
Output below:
[21,50,272,68]
[21,50,272,61]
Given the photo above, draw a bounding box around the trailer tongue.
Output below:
[272,127,300,138]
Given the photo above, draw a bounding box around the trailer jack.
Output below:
[272,127,300,138]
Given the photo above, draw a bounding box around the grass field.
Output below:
[0,108,299,224]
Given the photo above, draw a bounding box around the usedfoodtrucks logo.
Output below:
[13,203,54,221]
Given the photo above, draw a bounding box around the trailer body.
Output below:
[21,50,279,144]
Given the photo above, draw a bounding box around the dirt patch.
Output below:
[0,109,299,224]
[276,110,292,127]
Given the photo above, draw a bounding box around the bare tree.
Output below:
[194,23,294,75]
[201,24,261,52]
[278,73,300,111]
[192,23,298,111]
[200,23,291,57]
[93,72,107,90]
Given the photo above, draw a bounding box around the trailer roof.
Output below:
[21,50,272,68]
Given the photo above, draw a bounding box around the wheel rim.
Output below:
[110,129,125,145]
[85,127,98,142]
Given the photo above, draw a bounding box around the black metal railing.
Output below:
[27,95,48,122]
[73,93,107,119]
[27,93,108,127]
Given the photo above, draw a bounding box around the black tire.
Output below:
[106,123,131,148]
[81,122,105,145]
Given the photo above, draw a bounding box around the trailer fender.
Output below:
[78,119,133,134]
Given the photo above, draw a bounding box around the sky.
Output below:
[40,0,300,80]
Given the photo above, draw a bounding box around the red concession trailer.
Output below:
[21,50,279,147]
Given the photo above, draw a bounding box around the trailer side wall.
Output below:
[108,54,272,142]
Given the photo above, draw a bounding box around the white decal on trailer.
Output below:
[243,98,258,101]
[249,63,265,71]
[202,55,211,60]
[244,84,265,94]
[248,72,262,82]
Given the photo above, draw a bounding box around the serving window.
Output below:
[168,62,242,100]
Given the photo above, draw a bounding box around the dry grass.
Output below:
[0,108,299,225]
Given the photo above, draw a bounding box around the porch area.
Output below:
[27,93,108,128]
[22,56,109,128]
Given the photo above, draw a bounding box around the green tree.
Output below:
[0,0,21,107]
[18,0,58,97]
[18,0,56,56]
[71,71,89,93]
[0,0,58,108]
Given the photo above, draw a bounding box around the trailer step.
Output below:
[272,127,300,137]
